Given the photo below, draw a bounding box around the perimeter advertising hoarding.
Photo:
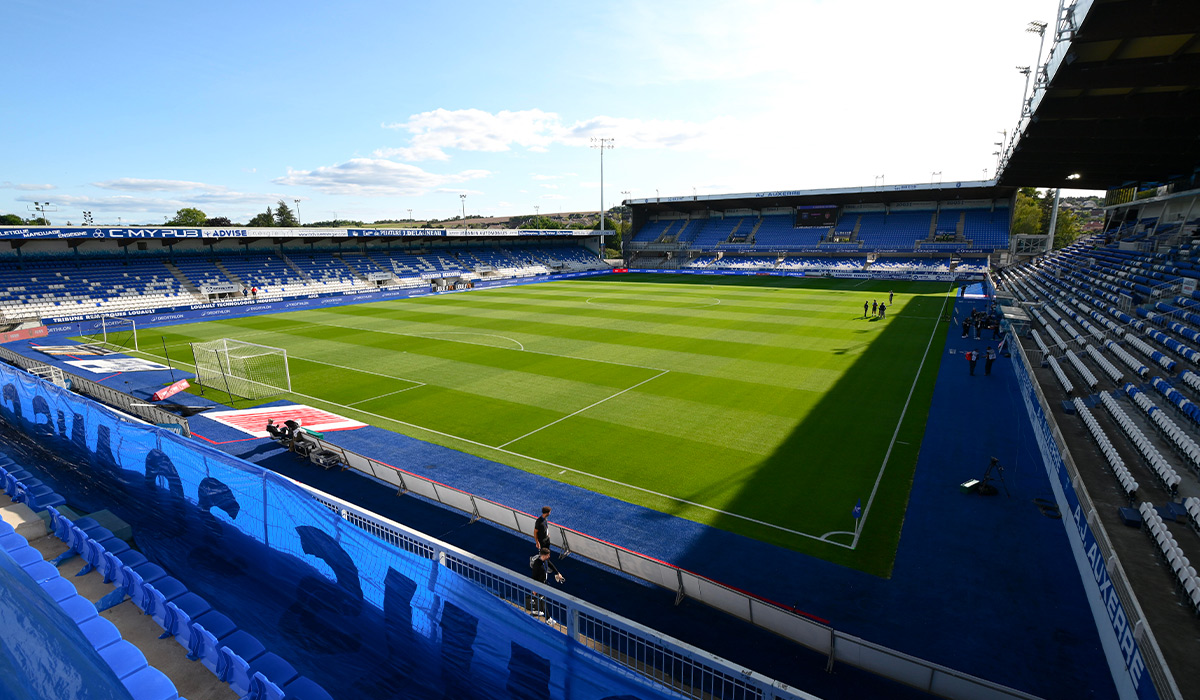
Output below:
[0,227,594,240]
[1012,348,1154,699]
[37,270,613,334]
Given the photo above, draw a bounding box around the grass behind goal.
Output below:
[131,275,952,576]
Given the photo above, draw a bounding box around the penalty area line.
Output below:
[498,369,669,449]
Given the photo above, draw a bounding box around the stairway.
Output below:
[279,252,316,283]
[213,261,242,286]
[162,261,200,295]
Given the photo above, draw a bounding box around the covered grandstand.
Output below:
[623,182,1009,278]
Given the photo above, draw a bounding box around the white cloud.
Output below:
[91,178,228,192]
[378,108,721,162]
[540,194,567,200]
[1,181,55,191]
[274,158,490,196]
[540,184,558,190]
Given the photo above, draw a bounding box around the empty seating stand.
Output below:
[1138,502,1200,613]
[0,457,332,700]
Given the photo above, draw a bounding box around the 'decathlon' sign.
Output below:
[0,226,595,240]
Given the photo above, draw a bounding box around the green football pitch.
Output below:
[130,274,954,576]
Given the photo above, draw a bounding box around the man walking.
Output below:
[985,346,996,376]
[863,301,869,318]
[968,349,979,376]
[888,290,894,305]
[871,300,878,317]
[533,506,552,551]
[526,548,564,619]
[961,317,971,339]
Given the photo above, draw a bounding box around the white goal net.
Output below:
[190,338,291,399]
[80,316,139,352]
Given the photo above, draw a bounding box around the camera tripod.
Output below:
[978,457,1010,497]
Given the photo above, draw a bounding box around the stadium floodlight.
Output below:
[407,208,412,221]
[1016,66,1032,116]
[592,137,614,240]
[294,199,301,226]
[460,194,467,223]
[1027,21,1049,87]
[28,201,56,225]
[930,172,941,185]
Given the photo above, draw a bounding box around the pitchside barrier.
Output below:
[0,345,190,437]
[307,435,1041,700]
[0,358,805,700]
[1010,335,1177,700]
[33,267,983,336]
[37,269,615,331]
[627,268,985,282]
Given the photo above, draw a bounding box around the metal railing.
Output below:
[0,346,190,437]
[300,482,814,700]
[305,435,1041,700]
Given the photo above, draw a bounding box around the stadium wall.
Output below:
[1010,337,1170,700]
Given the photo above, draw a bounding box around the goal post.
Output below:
[190,338,291,400]
[80,315,139,353]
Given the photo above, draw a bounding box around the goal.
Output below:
[190,338,291,399]
[80,315,139,353]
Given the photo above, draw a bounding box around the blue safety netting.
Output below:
[0,362,677,700]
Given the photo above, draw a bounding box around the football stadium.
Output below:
[2,1,1200,699]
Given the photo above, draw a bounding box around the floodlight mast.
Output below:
[592,137,614,248]
[1016,66,1032,118]
[29,201,56,226]
[1027,21,1048,92]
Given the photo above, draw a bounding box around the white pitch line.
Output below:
[346,383,426,406]
[130,346,837,544]
[851,285,954,549]
[402,330,526,351]
[273,316,672,372]
[498,369,670,449]
[585,296,721,309]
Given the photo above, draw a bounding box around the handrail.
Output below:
[305,435,1041,699]
[297,480,816,700]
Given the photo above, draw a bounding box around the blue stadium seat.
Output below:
[98,641,149,680]
[121,666,179,700]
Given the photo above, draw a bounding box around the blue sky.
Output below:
[2,0,1074,226]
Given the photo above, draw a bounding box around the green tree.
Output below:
[274,200,299,227]
[166,207,207,226]
[1011,187,1043,235]
[248,207,274,227]
[205,216,232,227]
[1052,207,1082,250]
[0,213,23,225]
